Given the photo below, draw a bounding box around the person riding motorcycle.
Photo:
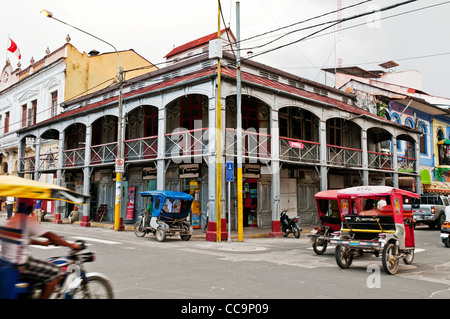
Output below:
[1,198,81,299]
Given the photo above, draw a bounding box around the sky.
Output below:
[2,0,450,98]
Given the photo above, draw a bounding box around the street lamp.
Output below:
[41,9,125,231]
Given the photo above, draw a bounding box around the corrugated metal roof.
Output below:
[163,28,233,59]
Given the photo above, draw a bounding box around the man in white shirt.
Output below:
[1,198,80,299]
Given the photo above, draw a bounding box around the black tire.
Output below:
[134,221,146,237]
[293,225,301,239]
[72,275,114,299]
[156,227,166,242]
[403,250,414,264]
[312,237,327,255]
[335,245,353,269]
[444,237,450,248]
[382,242,399,275]
[180,223,191,241]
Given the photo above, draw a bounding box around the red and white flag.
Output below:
[7,38,21,60]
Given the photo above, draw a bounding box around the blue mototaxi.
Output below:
[138,191,194,242]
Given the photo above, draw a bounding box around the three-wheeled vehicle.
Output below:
[330,186,419,275]
[308,190,340,254]
[134,190,193,242]
[441,221,450,247]
[0,175,114,299]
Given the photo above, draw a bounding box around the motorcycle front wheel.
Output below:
[134,221,146,237]
[72,275,114,299]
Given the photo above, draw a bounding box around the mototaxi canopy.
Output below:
[0,175,90,204]
[139,190,193,218]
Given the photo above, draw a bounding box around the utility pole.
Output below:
[236,1,244,242]
[216,0,222,242]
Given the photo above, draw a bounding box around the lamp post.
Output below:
[41,10,125,231]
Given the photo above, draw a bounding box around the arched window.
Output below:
[418,122,427,155]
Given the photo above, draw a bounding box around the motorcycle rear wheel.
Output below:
[293,225,301,238]
[72,275,114,299]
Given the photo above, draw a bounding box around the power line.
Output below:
[238,0,373,45]
[240,0,418,62]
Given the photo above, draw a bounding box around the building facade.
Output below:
[16,31,420,240]
[0,38,156,213]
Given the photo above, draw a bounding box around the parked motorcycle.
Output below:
[280,210,301,238]
[441,221,450,248]
[0,240,114,299]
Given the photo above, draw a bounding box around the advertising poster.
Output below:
[126,187,136,220]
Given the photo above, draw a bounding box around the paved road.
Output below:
[23,222,450,301]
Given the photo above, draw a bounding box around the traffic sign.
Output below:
[226,161,234,182]
[115,158,125,173]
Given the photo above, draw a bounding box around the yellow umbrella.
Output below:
[0,175,89,204]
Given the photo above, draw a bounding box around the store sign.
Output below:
[243,164,260,178]
[179,164,200,178]
[289,141,304,149]
[142,167,157,180]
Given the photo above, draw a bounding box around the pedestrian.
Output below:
[6,196,14,220]
[1,198,81,299]
[68,206,79,224]
[34,200,43,223]
[244,192,251,227]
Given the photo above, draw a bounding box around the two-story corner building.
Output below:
[17,29,420,240]
[0,37,156,213]
[324,63,450,194]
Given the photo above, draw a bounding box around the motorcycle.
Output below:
[280,210,301,238]
[0,240,114,299]
[441,221,450,248]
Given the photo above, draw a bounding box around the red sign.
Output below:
[289,141,304,149]
[126,187,136,220]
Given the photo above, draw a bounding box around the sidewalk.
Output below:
[1,211,311,239]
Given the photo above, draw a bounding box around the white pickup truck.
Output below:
[404,194,449,229]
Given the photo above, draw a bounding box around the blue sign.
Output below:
[226,161,234,182]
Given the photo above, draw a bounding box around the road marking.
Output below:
[71,236,121,245]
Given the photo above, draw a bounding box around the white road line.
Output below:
[71,236,122,245]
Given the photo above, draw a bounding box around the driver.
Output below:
[1,198,81,299]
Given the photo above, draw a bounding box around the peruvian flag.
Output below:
[7,38,21,60]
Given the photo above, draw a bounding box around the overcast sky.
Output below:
[2,0,450,98]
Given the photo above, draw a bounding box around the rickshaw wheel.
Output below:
[313,238,327,255]
[156,227,166,242]
[180,223,191,241]
[382,242,399,275]
[335,245,353,269]
[134,221,146,237]
[403,250,414,264]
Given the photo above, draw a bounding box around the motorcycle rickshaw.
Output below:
[308,190,340,254]
[0,176,105,299]
[135,190,193,242]
[441,221,450,247]
[330,186,419,275]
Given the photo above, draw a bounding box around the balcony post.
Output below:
[54,130,65,224]
[81,125,92,227]
[157,107,166,190]
[362,128,368,185]
[392,137,399,188]
[319,120,328,191]
[34,137,41,181]
[270,109,282,237]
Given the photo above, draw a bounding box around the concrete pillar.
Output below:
[270,108,282,237]
[81,125,92,227]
